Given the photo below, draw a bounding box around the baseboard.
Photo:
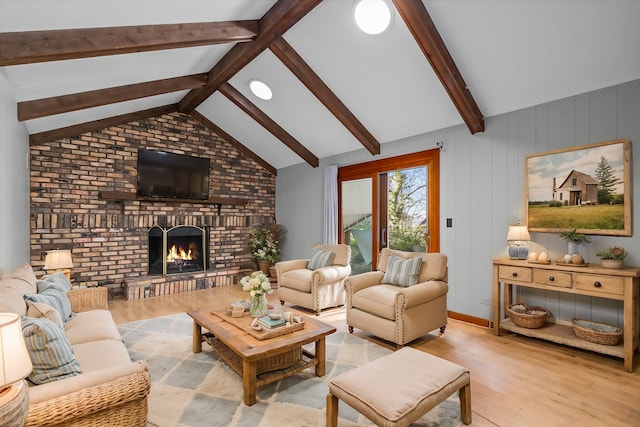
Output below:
[447,310,490,328]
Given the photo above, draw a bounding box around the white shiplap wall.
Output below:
[277,79,640,324]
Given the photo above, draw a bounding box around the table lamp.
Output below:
[507,225,531,260]
[44,249,74,280]
[0,313,33,426]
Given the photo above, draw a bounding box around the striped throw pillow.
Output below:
[25,282,74,323]
[382,254,423,287]
[21,316,82,385]
[307,248,335,270]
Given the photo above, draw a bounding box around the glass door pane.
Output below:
[342,178,373,274]
[382,166,428,252]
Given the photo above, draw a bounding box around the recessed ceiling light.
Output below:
[249,79,272,100]
[354,0,392,35]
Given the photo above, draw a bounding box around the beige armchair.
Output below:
[276,244,351,315]
[345,248,448,347]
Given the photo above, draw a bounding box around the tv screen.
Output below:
[136,149,210,200]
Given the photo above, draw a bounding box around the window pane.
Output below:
[342,178,373,274]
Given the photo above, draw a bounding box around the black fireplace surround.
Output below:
[148,225,209,276]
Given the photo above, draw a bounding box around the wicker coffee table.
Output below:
[188,308,336,406]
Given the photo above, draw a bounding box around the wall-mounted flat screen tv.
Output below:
[136,149,210,200]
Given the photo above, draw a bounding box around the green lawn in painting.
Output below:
[528,204,625,230]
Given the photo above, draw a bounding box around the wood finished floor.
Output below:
[109,286,640,427]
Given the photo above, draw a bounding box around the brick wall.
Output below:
[29,112,275,297]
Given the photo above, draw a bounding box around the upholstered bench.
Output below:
[326,347,471,427]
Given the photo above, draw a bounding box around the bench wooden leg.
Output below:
[459,381,472,425]
[326,393,338,427]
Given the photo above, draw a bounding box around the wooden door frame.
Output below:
[338,149,440,270]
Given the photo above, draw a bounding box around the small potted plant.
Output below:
[560,228,591,255]
[596,247,628,269]
[248,223,287,275]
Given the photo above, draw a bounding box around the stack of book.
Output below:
[258,315,285,329]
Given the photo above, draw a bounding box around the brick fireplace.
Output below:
[29,112,275,299]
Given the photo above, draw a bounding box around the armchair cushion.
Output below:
[307,248,335,270]
[382,254,422,286]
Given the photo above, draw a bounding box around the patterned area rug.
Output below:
[119,313,490,427]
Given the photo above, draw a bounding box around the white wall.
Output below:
[276,79,640,323]
[0,69,31,276]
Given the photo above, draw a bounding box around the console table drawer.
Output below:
[533,269,573,288]
[575,274,624,296]
[499,266,532,282]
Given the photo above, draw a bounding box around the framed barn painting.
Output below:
[526,138,631,236]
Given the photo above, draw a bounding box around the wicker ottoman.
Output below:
[326,347,471,427]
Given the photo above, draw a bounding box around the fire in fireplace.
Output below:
[148,225,209,275]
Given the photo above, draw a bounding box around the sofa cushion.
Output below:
[25,282,75,323]
[280,269,314,293]
[382,254,422,287]
[351,284,400,320]
[0,263,38,315]
[65,310,122,345]
[26,301,64,327]
[307,248,335,270]
[21,316,82,385]
[72,339,133,373]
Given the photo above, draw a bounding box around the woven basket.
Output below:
[507,304,548,329]
[572,318,623,345]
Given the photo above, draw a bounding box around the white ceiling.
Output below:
[2,0,640,170]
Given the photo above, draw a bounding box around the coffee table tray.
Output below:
[211,310,305,340]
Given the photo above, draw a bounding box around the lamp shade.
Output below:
[0,313,32,387]
[44,249,74,270]
[507,225,531,242]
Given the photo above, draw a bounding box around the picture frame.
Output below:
[526,138,631,236]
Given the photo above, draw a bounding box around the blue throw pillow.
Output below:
[307,248,335,270]
[37,272,73,292]
[25,282,74,323]
[21,316,82,385]
[382,254,422,287]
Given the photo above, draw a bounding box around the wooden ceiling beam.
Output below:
[19,74,207,121]
[0,21,259,66]
[190,110,277,176]
[269,37,381,156]
[218,82,318,168]
[29,104,178,146]
[179,0,322,113]
[392,0,484,134]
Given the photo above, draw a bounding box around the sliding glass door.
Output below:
[339,150,439,273]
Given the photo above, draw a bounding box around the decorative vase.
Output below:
[257,259,272,276]
[250,295,268,317]
[601,259,624,269]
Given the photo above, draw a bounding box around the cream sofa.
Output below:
[345,248,448,347]
[0,263,150,427]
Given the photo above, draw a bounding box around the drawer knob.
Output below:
[594,281,602,288]
[549,276,555,282]
[512,272,518,277]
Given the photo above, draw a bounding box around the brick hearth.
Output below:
[29,112,275,299]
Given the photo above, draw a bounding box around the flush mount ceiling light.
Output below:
[354,0,392,35]
[249,79,272,101]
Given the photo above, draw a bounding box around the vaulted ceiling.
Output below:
[2,0,640,173]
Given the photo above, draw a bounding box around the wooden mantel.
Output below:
[98,191,249,214]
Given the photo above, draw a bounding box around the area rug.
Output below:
[118,313,487,427]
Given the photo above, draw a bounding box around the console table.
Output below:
[492,258,640,372]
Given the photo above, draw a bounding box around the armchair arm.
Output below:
[344,271,385,294]
[395,280,448,309]
[313,265,351,285]
[275,259,310,275]
[67,287,108,312]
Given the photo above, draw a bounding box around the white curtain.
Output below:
[323,165,338,245]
